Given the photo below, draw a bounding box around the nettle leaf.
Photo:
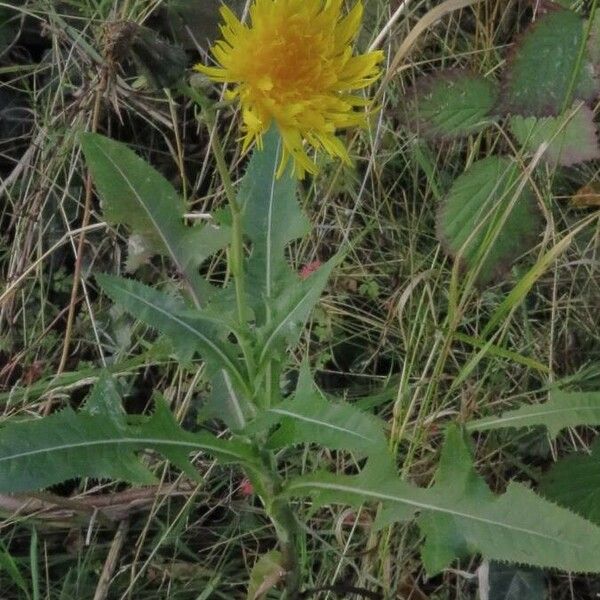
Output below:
[0,383,257,493]
[261,362,389,457]
[437,156,541,285]
[510,105,600,167]
[406,71,498,139]
[80,132,228,298]
[97,274,249,394]
[283,425,600,575]
[500,9,599,116]
[467,389,600,438]
[540,438,600,526]
[241,127,310,321]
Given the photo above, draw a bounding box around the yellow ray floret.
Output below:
[195,0,384,178]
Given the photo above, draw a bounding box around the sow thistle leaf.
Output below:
[406,71,498,139]
[283,425,600,574]
[467,389,600,438]
[256,258,336,368]
[437,156,541,284]
[510,105,600,167]
[96,274,249,393]
[82,372,124,424]
[257,362,389,457]
[0,384,257,494]
[500,9,599,116]
[241,127,310,321]
[199,369,257,432]
[540,438,600,526]
[80,132,228,296]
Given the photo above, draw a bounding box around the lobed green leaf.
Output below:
[467,389,600,438]
[0,380,257,493]
[283,425,600,575]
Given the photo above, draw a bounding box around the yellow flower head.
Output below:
[195,0,384,178]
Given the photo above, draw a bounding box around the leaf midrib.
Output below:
[0,437,248,463]
[269,408,375,443]
[110,282,249,395]
[468,405,600,430]
[287,480,584,548]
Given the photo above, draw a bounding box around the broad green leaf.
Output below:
[467,389,600,438]
[485,562,546,600]
[199,369,257,432]
[510,105,600,167]
[241,127,310,320]
[96,274,250,394]
[407,71,498,139]
[540,437,600,526]
[80,132,228,300]
[264,362,389,456]
[246,550,285,600]
[283,425,600,575]
[500,9,599,116]
[256,258,336,368]
[0,390,257,494]
[437,156,541,284]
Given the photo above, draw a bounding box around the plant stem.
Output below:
[203,120,246,320]
[272,502,302,599]
[184,85,302,595]
[251,448,302,598]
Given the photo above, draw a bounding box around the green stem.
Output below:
[184,85,255,378]
[252,449,303,599]
[212,137,257,380]
[269,501,302,599]
[183,84,302,595]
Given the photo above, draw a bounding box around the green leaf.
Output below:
[406,71,498,139]
[510,105,600,167]
[200,369,257,432]
[540,437,600,526]
[82,372,125,423]
[246,550,285,600]
[283,425,600,575]
[0,386,257,494]
[467,389,600,438]
[256,258,336,368]
[437,156,541,285]
[485,562,546,600]
[241,127,310,320]
[264,362,389,457]
[500,9,599,116]
[96,274,250,394]
[80,132,228,300]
